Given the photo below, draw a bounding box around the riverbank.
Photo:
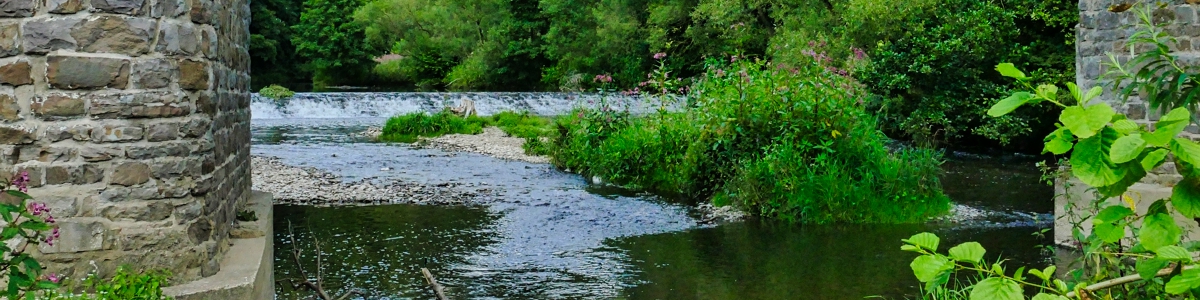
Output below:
[251,156,482,205]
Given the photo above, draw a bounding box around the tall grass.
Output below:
[548,57,950,223]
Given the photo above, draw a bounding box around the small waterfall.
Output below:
[252,92,663,119]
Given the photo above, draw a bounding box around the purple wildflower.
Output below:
[852,47,866,60]
[653,52,667,60]
[11,171,29,193]
[715,69,725,77]
[593,74,613,83]
[46,273,59,284]
[730,55,738,62]
[28,202,46,216]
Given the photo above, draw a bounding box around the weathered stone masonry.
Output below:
[0,0,250,282]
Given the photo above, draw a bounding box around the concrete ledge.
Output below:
[164,191,274,300]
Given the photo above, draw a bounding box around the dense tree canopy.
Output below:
[251,0,1077,150]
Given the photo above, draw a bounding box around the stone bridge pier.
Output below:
[0,0,258,292]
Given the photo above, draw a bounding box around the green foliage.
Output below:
[250,0,309,90]
[379,111,487,142]
[258,85,295,101]
[292,0,378,87]
[906,9,1200,297]
[46,267,172,300]
[549,57,949,223]
[855,0,1074,150]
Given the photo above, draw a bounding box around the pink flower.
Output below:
[852,47,866,60]
[28,202,46,216]
[45,273,59,284]
[730,55,738,62]
[715,69,725,77]
[11,171,29,193]
[653,53,667,60]
[593,74,613,83]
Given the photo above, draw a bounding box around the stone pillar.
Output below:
[0,0,250,281]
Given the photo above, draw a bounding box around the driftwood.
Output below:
[283,221,364,300]
[421,268,449,300]
[449,99,476,117]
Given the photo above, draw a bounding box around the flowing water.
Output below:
[256,93,1056,300]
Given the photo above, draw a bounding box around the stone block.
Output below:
[0,124,32,144]
[68,124,92,141]
[188,0,211,24]
[89,92,190,119]
[91,0,145,15]
[90,123,143,143]
[41,125,72,142]
[0,60,31,86]
[32,94,86,119]
[45,165,71,185]
[150,0,184,17]
[184,118,209,137]
[33,146,74,162]
[0,22,18,57]
[131,58,175,89]
[187,218,211,243]
[110,162,150,186]
[71,16,155,56]
[103,201,172,222]
[0,93,17,122]
[79,147,123,162]
[73,163,103,184]
[39,219,110,254]
[0,0,35,17]
[178,59,209,90]
[47,55,130,90]
[22,18,82,54]
[46,0,85,14]
[15,165,42,188]
[146,123,179,142]
[125,142,190,159]
[156,20,199,56]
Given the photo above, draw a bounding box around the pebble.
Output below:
[251,156,481,206]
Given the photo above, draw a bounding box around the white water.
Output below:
[251,92,665,119]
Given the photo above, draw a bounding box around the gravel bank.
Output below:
[252,156,483,206]
[422,127,550,163]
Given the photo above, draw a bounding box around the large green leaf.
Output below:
[4,190,31,200]
[1166,268,1200,294]
[1173,177,1200,218]
[1156,245,1193,261]
[1110,134,1146,164]
[910,254,953,283]
[996,63,1027,80]
[903,232,940,251]
[1060,103,1114,139]
[1032,294,1069,300]
[1096,160,1146,198]
[988,92,1036,117]
[1094,222,1127,244]
[970,277,1023,300]
[948,242,986,263]
[1071,128,1125,187]
[1137,257,1171,279]
[1083,86,1103,103]
[1036,84,1059,102]
[1172,138,1200,167]
[1043,127,1074,155]
[1146,107,1191,146]
[1112,119,1141,134]
[1095,206,1134,223]
[1141,213,1182,250]
[1143,148,1170,171]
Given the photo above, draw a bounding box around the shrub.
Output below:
[258,84,296,100]
[855,0,1072,150]
[379,111,486,142]
[46,267,172,300]
[550,54,949,223]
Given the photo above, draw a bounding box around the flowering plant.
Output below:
[0,171,62,299]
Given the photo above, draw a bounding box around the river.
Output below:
[252,93,1055,300]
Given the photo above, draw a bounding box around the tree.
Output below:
[292,0,378,87]
[250,0,308,90]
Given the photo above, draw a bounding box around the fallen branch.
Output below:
[422,268,449,300]
[287,221,364,300]
[1066,265,1180,298]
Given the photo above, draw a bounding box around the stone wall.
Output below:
[0,0,250,282]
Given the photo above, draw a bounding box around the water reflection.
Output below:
[607,222,1051,300]
[274,204,501,299]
